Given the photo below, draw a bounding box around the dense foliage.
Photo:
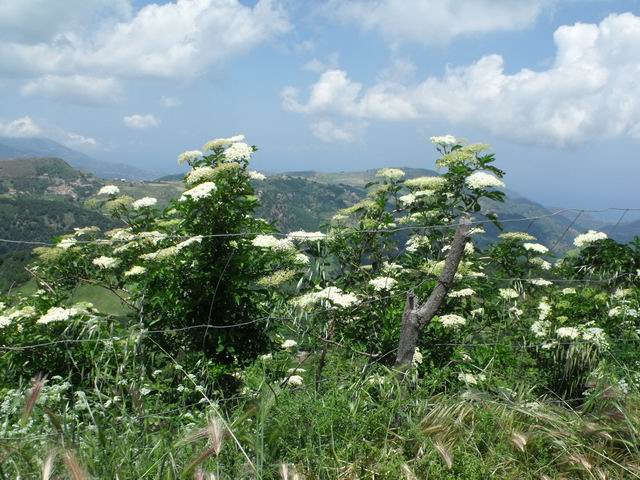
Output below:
[0,135,639,479]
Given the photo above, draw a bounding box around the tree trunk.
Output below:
[395,215,472,368]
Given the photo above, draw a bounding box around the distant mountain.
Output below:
[603,219,640,244]
[0,136,153,180]
[282,167,439,188]
[548,208,640,244]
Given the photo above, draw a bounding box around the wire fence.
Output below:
[1,206,639,247]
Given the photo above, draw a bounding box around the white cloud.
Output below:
[161,95,181,108]
[311,120,366,142]
[0,0,289,105]
[0,0,289,80]
[64,132,99,149]
[282,69,417,120]
[303,52,339,73]
[0,116,42,137]
[123,114,160,129]
[0,0,131,43]
[325,0,548,46]
[283,13,640,146]
[21,75,122,106]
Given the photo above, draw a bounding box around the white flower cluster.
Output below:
[224,142,253,161]
[124,266,146,277]
[294,286,359,309]
[186,166,216,185]
[248,170,266,181]
[295,253,310,265]
[405,176,447,190]
[609,306,639,318]
[108,228,135,242]
[204,135,245,150]
[562,288,577,295]
[176,236,203,250]
[281,339,298,350]
[74,226,100,237]
[448,288,475,298]
[406,235,430,253]
[430,135,457,146]
[582,327,608,346]
[141,236,203,263]
[37,306,79,325]
[0,304,33,329]
[252,235,295,251]
[465,172,505,190]
[399,193,416,205]
[92,256,119,269]
[412,348,423,366]
[376,168,405,180]
[287,231,326,242]
[132,197,157,210]
[538,300,552,320]
[529,278,553,287]
[573,230,607,248]
[530,257,552,270]
[499,288,520,300]
[556,327,580,339]
[58,238,77,250]
[98,185,120,195]
[499,232,536,242]
[509,306,523,317]
[368,276,398,291]
[177,150,203,165]
[530,320,550,338]
[286,375,304,386]
[523,243,549,254]
[439,314,466,328]
[179,181,217,202]
[458,372,486,385]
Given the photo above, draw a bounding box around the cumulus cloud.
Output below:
[283,13,640,146]
[0,0,131,43]
[0,0,289,104]
[21,75,122,106]
[123,114,160,129]
[0,0,289,79]
[325,0,548,45]
[311,120,367,142]
[64,132,99,149]
[0,116,42,137]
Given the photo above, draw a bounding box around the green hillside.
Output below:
[255,176,364,231]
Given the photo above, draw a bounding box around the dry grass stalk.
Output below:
[279,463,301,480]
[63,450,89,480]
[185,415,226,455]
[22,373,47,424]
[401,463,418,480]
[433,435,454,470]
[510,431,529,453]
[42,451,55,480]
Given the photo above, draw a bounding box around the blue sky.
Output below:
[1,0,639,212]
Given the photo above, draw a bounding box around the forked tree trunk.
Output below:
[395,215,472,368]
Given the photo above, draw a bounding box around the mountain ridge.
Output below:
[0,136,153,180]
